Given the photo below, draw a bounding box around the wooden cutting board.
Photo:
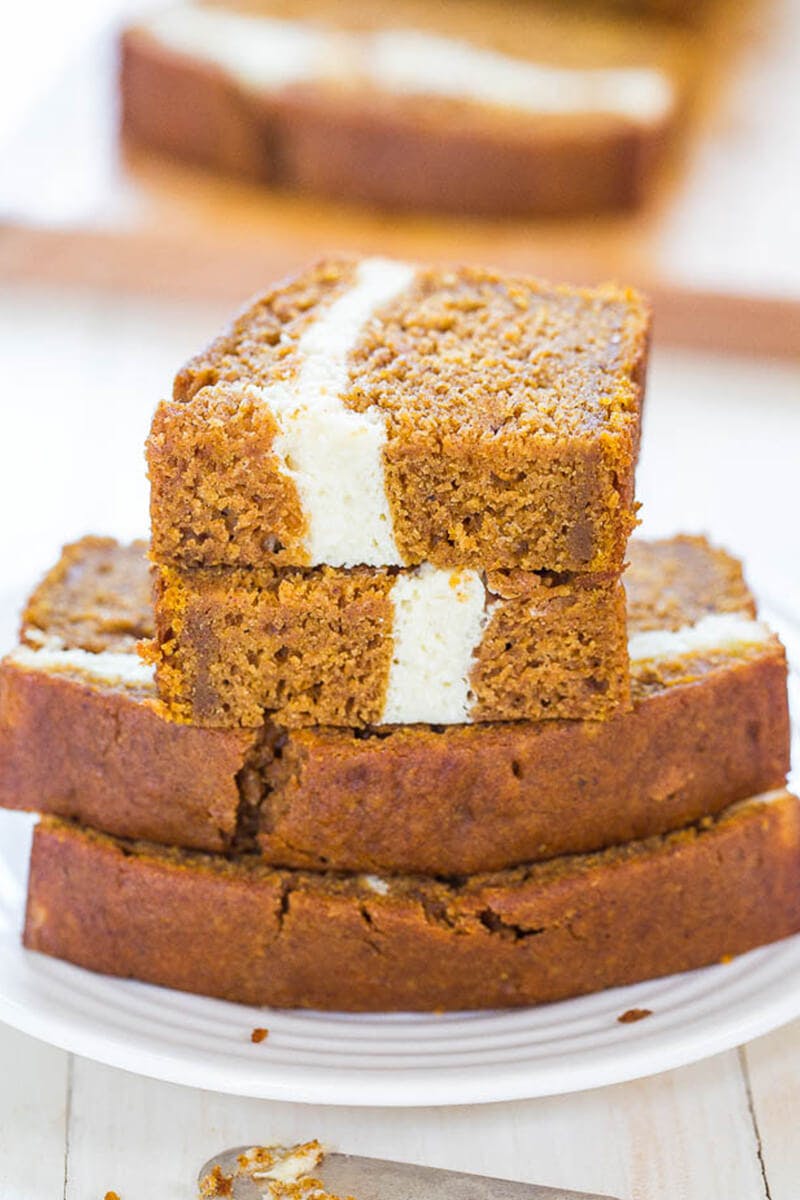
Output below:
[1,0,798,357]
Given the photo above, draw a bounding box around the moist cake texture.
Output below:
[22,537,152,654]
[148,257,650,574]
[122,0,686,216]
[25,792,800,1011]
[0,535,789,872]
[151,558,630,727]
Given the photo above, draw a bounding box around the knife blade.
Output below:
[198,1146,620,1200]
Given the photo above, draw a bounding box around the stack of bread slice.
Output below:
[1,257,797,1011]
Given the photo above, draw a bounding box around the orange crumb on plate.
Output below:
[617,1007,653,1024]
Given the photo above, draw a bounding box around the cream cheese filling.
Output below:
[362,873,390,895]
[628,612,772,663]
[224,1141,329,1199]
[725,788,791,817]
[143,6,674,123]
[261,256,414,568]
[382,564,492,725]
[250,1142,326,1183]
[9,642,154,690]
[143,7,331,90]
[369,29,673,122]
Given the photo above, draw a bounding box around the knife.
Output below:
[198,1146,620,1200]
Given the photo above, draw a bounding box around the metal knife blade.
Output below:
[197,1147,620,1200]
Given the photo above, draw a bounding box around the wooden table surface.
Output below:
[1,1017,799,1200]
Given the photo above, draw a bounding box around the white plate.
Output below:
[0,601,798,1107]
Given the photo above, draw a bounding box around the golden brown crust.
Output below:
[151,561,630,727]
[0,661,253,852]
[563,0,708,21]
[121,0,685,217]
[257,650,789,871]
[271,93,668,217]
[24,794,800,1011]
[148,258,650,574]
[120,28,273,179]
[0,647,789,873]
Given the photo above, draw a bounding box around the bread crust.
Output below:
[24,794,800,1011]
[121,29,272,179]
[259,650,790,871]
[0,661,252,852]
[267,89,664,217]
[0,648,788,873]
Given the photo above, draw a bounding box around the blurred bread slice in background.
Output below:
[120,0,697,215]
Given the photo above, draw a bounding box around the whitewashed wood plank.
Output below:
[0,1024,69,1200]
[65,1049,765,1200]
[741,1018,800,1200]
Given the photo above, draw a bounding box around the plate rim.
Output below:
[2,929,800,1105]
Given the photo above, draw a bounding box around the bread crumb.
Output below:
[617,1007,653,1024]
[202,1141,358,1200]
[198,1163,234,1197]
[251,1027,269,1043]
